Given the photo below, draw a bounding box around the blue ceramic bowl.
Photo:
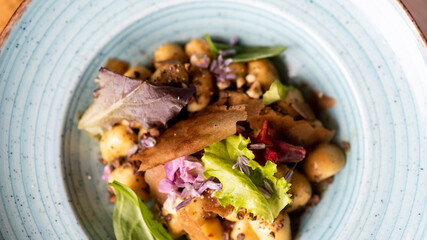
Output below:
[0,0,426,239]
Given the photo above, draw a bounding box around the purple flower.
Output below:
[158,156,222,210]
[210,51,236,82]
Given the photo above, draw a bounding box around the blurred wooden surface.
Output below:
[0,0,426,39]
[0,0,22,31]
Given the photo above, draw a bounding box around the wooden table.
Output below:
[1,0,426,39]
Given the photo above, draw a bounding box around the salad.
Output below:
[78,34,346,240]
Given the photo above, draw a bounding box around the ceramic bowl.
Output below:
[0,0,426,239]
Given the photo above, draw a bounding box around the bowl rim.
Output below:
[0,0,426,50]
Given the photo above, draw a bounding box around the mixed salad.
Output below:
[78,34,346,240]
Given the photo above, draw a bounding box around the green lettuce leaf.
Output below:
[109,181,173,240]
[262,79,293,105]
[201,135,292,222]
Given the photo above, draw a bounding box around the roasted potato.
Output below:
[302,143,345,182]
[247,59,278,91]
[108,165,149,201]
[154,43,188,68]
[100,125,137,162]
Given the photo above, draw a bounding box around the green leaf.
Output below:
[204,33,218,58]
[201,135,292,222]
[262,79,293,105]
[109,181,173,240]
[227,46,287,63]
[204,34,287,62]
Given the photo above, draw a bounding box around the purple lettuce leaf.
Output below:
[78,68,195,136]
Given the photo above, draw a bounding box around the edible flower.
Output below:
[210,50,236,82]
[158,156,222,210]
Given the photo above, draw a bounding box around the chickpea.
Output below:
[227,91,250,105]
[248,213,291,240]
[302,143,346,182]
[188,68,214,112]
[201,218,225,240]
[230,217,259,240]
[162,201,185,238]
[153,43,188,68]
[108,165,149,202]
[124,66,152,80]
[104,58,129,74]
[185,39,213,58]
[184,198,212,226]
[228,62,247,77]
[100,125,137,162]
[246,81,263,99]
[150,63,189,87]
[275,88,304,117]
[247,59,279,91]
[287,170,312,212]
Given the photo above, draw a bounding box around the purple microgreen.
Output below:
[140,136,156,148]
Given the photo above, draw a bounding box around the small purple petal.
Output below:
[264,179,273,193]
[166,190,177,205]
[198,181,222,194]
[219,49,236,57]
[210,60,218,71]
[158,179,178,193]
[102,165,112,181]
[140,136,156,148]
[164,159,181,181]
[225,73,236,80]
[175,198,193,210]
[218,54,223,63]
[224,58,233,66]
[249,143,267,150]
[258,186,272,199]
[284,169,294,182]
[229,37,239,46]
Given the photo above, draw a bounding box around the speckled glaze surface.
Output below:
[0,0,426,239]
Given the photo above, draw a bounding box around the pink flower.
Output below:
[158,156,222,210]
